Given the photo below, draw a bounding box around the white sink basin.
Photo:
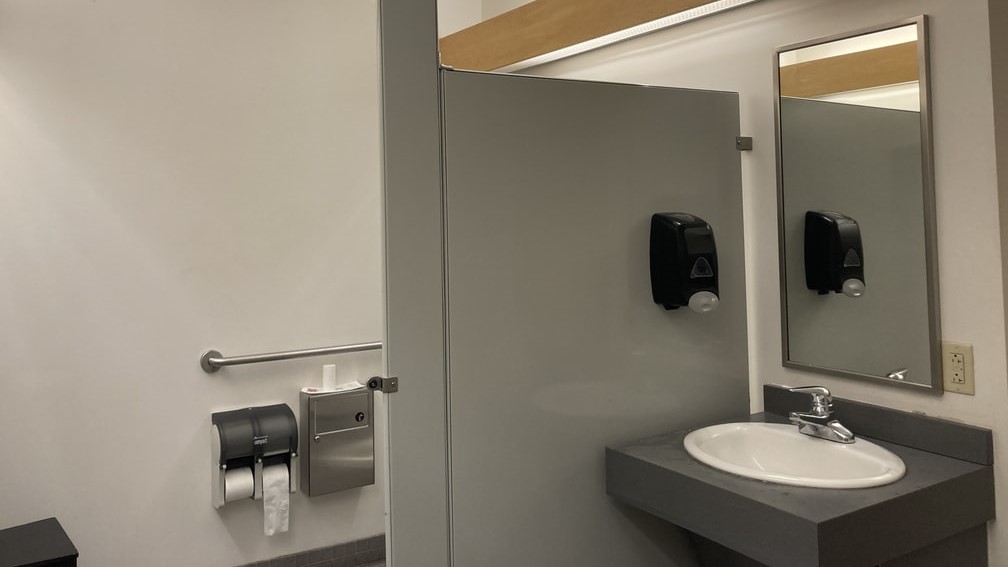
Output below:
[683,422,905,489]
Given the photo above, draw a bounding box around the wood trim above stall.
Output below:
[439,0,713,71]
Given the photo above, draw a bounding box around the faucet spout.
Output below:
[788,386,856,444]
[790,416,855,443]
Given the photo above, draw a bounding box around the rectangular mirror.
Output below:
[775,16,941,390]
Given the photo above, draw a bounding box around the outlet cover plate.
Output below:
[942,341,975,395]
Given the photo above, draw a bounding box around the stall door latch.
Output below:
[367,376,399,394]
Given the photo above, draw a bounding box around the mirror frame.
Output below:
[773,15,942,391]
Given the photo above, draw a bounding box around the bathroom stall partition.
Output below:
[385,69,750,566]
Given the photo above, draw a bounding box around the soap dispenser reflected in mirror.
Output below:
[650,213,719,313]
[804,210,865,298]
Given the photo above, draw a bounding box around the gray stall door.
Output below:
[387,70,749,566]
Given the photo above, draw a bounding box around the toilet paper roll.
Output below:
[224,467,254,503]
[322,364,337,392]
[262,463,290,536]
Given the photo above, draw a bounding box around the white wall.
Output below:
[526,0,1008,560]
[438,0,482,36]
[481,0,529,19]
[436,0,530,35]
[0,1,385,566]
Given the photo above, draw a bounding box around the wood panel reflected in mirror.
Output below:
[775,16,941,390]
[779,30,919,102]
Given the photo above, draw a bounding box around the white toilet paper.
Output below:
[262,463,290,536]
[322,364,337,392]
[224,467,254,503]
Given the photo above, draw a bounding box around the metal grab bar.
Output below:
[200,341,383,373]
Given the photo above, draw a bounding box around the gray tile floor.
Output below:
[238,534,385,567]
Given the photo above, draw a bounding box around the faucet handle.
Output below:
[788,385,833,415]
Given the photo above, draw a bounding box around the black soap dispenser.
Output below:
[804,210,865,298]
[649,213,719,313]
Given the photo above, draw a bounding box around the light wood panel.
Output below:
[780,41,919,98]
[439,0,712,71]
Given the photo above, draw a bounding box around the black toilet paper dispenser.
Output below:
[650,212,719,313]
[211,403,298,509]
[804,210,865,298]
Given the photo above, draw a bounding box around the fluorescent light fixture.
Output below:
[495,0,764,73]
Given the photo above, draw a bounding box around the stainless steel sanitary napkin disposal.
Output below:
[299,384,375,495]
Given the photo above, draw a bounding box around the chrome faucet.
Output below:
[788,386,855,444]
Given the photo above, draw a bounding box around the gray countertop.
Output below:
[606,412,995,567]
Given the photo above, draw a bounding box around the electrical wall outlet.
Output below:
[942,341,975,395]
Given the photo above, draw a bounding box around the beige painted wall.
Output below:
[527,0,1008,560]
[0,1,385,565]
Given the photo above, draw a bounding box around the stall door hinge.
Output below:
[367,376,399,393]
[736,136,753,151]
